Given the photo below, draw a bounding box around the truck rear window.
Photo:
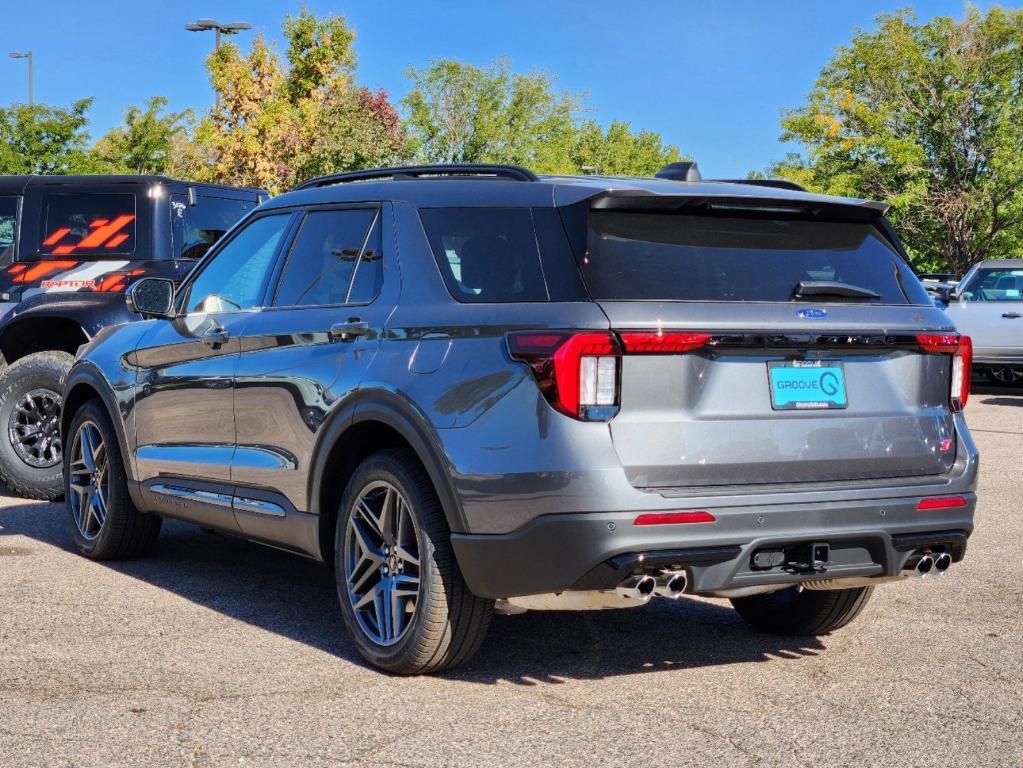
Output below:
[36,193,136,258]
[584,211,930,305]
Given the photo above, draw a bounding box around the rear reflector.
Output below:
[633,511,716,526]
[916,496,967,511]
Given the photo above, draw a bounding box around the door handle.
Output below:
[1002,312,1022,319]
[329,319,370,342]
[201,325,230,348]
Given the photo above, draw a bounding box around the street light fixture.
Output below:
[8,51,33,106]
[184,18,251,108]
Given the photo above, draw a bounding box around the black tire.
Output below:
[334,448,492,675]
[0,350,74,500]
[731,585,874,635]
[63,399,161,559]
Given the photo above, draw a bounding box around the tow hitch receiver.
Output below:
[751,542,831,573]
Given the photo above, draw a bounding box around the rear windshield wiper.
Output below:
[791,280,881,301]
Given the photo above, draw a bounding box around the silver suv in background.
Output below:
[61,163,977,674]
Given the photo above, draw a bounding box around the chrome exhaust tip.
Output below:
[933,552,952,574]
[915,555,935,577]
[653,571,688,599]
[616,575,656,602]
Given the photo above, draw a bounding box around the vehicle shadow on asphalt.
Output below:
[0,498,826,684]
[972,383,1023,405]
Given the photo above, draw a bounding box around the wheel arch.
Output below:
[310,390,467,566]
[61,364,134,486]
[0,314,90,366]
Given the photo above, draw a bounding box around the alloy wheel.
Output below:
[68,421,109,541]
[8,388,62,468]
[343,480,422,646]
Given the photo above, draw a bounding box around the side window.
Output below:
[184,214,291,314]
[273,208,376,307]
[38,193,136,257]
[172,193,257,260]
[347,214,383,304]
[419,207,549,303]
[0,198,17,263]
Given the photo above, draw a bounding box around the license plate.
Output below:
[768,360,848,410]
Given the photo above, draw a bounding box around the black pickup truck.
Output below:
[0,175,264,499]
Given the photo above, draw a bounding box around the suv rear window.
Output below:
[420,208,549,303]
[36,193,136,259]
[583,211,930,305]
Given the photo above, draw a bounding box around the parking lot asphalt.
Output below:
[1,390,1021,768]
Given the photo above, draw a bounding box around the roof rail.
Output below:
[715,178,809,192]
[294,163,539,190]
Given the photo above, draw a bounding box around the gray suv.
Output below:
[61,163,978,674]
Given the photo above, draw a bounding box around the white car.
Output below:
[942,259,1023,384]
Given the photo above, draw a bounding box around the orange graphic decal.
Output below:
[13,260,77,283]
[40,215,134,253]
[41,227,71,246]
[8,264,26,274]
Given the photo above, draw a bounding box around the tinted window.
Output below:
[273,209,376,307]
[420,208,549,303]
[37,193,136,259]
[172,194,257,260]
[0,198,16,262]
[348,215,383,304]
[960,268,1023,302]
[583,212,929,305]
[185,214,290,313]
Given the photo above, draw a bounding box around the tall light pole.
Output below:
[184,19,251,109]
[8,52,33,106]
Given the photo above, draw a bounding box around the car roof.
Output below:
[0,174,265,197]
[263,169,888,218]
[969,259,1023,269]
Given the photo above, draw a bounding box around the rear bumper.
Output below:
[451,494,976,599]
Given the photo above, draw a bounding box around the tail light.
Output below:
[507,330,714,421]
[917,333,972,411]
[507,332,621,420]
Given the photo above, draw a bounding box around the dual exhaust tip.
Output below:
[914,551,952,577]
[616,571,687,602]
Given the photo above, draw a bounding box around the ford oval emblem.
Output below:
[798,308,828,319]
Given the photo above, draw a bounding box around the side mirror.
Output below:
[126,278,175,318]
[935,285,953,304]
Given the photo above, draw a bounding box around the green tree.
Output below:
[195,9,406,193]
[0,99,96,175]
[403,58,580,173]
[771,7,1023,276]
[92,96,193,175]
[572,119,683,176]
[402,58,682,176]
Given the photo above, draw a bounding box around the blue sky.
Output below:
[0,1,999,177]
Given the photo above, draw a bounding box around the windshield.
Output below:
[33,192,136,260]
[582,211,930,305]
[0,198,16,263]
[959,268,1023,302]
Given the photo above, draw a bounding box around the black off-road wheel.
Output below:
[64,399,161,559]
[731,585,874,635]
[335,448,493,675]
[0,351,74,500]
